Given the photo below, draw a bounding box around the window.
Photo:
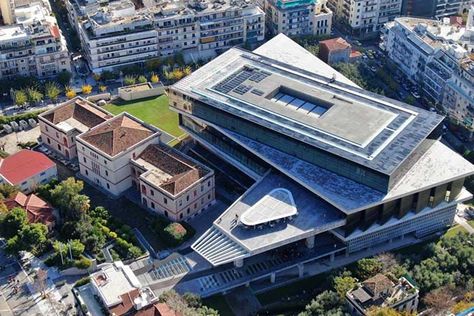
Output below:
[194,190,197,197]
[105,170,108,176]
[40,171,46,176]
[208,194,211,199]
[151,202,155,209]
[180,213,183,219]
[85,170,89,175]
[21,181,27,186]
[83,157,87,163]
[187,208,190,214]
[194,203,197,209]
[186,195,189,202]
[164,211,169,218]
[150,190,154,196]
[47,138,51,144]
[164,197,167,204]
[106,183,110,189]
[57,144,61,150]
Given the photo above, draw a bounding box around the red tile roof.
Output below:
[4,192,55,227]
[319,37,351,51]
[41,97,112,129]
[80,114,155,157]
[136,303,182,316]
[0,150,56,185]
[109,289,140,316]
[135,144,210,195]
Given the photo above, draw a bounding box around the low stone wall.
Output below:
[118,82,165,101]
[87,93,111,102]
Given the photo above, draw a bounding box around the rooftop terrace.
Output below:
[192,170,345,265]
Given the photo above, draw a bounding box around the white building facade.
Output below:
[72,0,265,73]
[0,0,71,79]
[264,0,332,37]
[327,0,402,38]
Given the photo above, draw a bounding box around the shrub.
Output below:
[81,85,92,95]
[99,85,107,92]
[164,223,187,244]
[65,86,76,99]
[150,73,159,83]
[0,110,45,125]
[75,277,90,287]
[123,75,136,86]
[74,257,92,269]
[137,75,147,84]
[108,231,117,239]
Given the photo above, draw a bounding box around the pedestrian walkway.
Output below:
[455,215,474,234]
[152,256,191,280]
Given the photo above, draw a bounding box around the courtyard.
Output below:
[103,95,185,139]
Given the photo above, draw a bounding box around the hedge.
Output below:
[74,277,90,288]
[0,110,45,125]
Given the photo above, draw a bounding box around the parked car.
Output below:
[3,124,12,134]
[19,120,29,130]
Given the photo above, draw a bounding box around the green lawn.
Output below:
[444,224,468,238]
[468,219,474,228]
[104,95,184,138]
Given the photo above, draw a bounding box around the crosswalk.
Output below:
[153,257,191,280]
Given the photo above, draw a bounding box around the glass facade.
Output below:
[189,100,390,192]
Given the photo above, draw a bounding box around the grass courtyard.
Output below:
[104,95,185,138]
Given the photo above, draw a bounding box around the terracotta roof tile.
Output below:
[362,274,394,298]
[136,144,210,195]
[42,97,112,129]
[136,303,182,316]
[80,114,155,156]
[0,150,55,185]
[319,37,351,51]
[4,192,55,227]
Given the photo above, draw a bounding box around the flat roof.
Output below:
[219,127,474,213]
[91,261,142,307]
[192,170,345,265]
[173,46,443,175]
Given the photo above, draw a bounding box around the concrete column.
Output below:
[330,253,335,262]
[305,235,315,249]
[245,282,250,287]
[270,272,276,283]
[345,249,350,258]
[297,264,304,278]
[389,238,393,244]
[401,234,405,240]
[234,258,244,268]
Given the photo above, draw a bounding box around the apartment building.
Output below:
[76,113,161,196]
[264,0,332,36]
[382,10,474,125]
[402,0,474,18]
[131,144,215,221]
[73,0,264,73]
[443,57,474,130]
[0,0,71,78]
[327,0,402,38]
[38,97,113,160]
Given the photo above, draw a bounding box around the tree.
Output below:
[183,66,192,76]
[56,71,72,86]
[13,90,28,107]
[145,58,161,72]
[26,87,43,104]
[412,258,453,293]
[333,276,357,300]
[299,290,348,316]
[423,286,455,315]
[69,239,85,258]
[0,207,27,239]
[49,177,85,218]
[137,75,147,84]
[123,75,136,86]
[44,82,61,101]
[355,258,383,280]
[20,223,48,251]
[69,194,90,220]
[150,73,160,83]
[65,86,76,99]
[81,84,93,95]
[333,63,368,89]
[0,202,8,215]
[0,184,19,198]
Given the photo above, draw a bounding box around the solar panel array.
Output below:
[213,67,271,96]
[213,68,255,94]
[271,92,329,118]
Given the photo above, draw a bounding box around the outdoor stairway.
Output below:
[192,227,249,266]
[152,256,191,280]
